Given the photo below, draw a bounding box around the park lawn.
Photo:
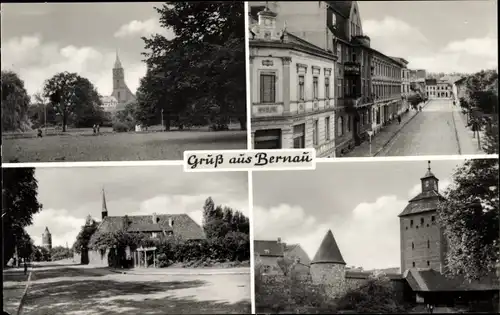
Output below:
[2,129,247,162]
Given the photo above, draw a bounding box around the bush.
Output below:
[254,261,335,314]
[335,274,405,313]
[112,121,132,132]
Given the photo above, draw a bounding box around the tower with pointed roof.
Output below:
[399,161,448,273]
[42,227,52,250]
[111,50,136,108]
[101,187,108,220]
[310,229,346,297]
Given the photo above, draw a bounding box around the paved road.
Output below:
[377,99,474,156]
[6,263,250,315]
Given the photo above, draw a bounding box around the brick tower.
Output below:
[111,50,136,107]
[399,161,448,273]
[310,229,346,297]
[42,227,52,250]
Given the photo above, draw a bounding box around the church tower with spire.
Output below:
[101,187,108,220]
[399,161,448,273]
[310,229,346,297]
[42,227,52,250]
[111,50,136,108]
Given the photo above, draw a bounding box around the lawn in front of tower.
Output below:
[18,262,251,315]
[2,123,246,162]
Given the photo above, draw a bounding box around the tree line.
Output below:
[1,2,246,133]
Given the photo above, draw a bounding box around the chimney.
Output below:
[168,218,174,227]
[152,213,157,224]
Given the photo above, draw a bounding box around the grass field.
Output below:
[2,125,247,162]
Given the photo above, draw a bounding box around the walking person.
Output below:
[397,115,401,125]
[92,124,97,135]
[97,123,100,134]
[429,304,434,314]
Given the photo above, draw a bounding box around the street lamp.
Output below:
[367,130,374,156]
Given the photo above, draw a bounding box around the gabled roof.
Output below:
[254,240,284,257]
[426,79,437,85]
[97,214,205,240]
[311,230,346,265]
[404,269,499,292]
[285,243,311,265]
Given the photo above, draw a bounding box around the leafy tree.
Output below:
[31,246,51,262]
[17,229,35,261]
[139,2,246,130]
[2,167,42,266]
[28,92,58,128]
[1,70,32,132]
[43,72,103,131]
[51,246,73,261]
[438,159,499,281]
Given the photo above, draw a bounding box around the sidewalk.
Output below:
[108,267,251,276]
[344,103,428,157]
[452,105,485,155]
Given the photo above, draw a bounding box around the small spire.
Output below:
[114,49,122,69]
[102,186,108,212]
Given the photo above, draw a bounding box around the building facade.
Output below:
[100,95,118,112]
[426,78,452,99]
[110,52,136,108]
[249,5,337,157]
[42,227,52,251]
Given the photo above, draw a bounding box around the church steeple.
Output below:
[421,161,439,193]
[101,187,108,219]
[114,49,123,69]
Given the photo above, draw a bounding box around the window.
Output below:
[337,45,342,63]
[117,91,121,100]
[412,242,414,250]
[421,218,424,225]
[431,216,436,222]
[325,116,331,141]
[337,116,344,136]
[293,124,305,148]
[410,219,414,227]
[427,240,430,248]
[313,120,319,145]
[298,75,305,101]
[325,77,330,99]
[313,77,319,99]
[427,261,430,267]
[412,262,416,268]
[260,74,276,103]
[255,129,282,149]
[337,78,342,98]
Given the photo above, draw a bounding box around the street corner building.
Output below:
[73,189,205,268]
[248,1,411,157]
[255,162,499,309]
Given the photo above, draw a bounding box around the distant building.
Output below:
[100,95,118,112]
[42,227,52,251]
[426,78,452,99]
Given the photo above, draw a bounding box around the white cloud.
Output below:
[362,17,498,73]
[1,34,146,97]
[26,208,85,248]
[114,18,174,39]
[254,196,411,270]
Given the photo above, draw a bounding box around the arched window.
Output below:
[412,262,415,268]
[337,116,344,136]
[427,240,430,248]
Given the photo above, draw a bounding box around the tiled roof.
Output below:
[404,269,499,292]
[311,230,346,265]
[285,243,311,265]
[399,193,445,217]
[254,240,285,257]
[97,214,205,240]
[327,1,352,18]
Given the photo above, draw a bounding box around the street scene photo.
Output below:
[1,2,247,162]
[248,1,498,157]
[2,166,251,314]
[253,158,499,313]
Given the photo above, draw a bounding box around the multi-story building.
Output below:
[426,78,452,99]
[390,57,410,115]
[370,53,405,134]
[249,4,337,157]
[410,69,427,99]
[452,77,467,107]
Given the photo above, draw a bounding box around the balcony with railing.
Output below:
[343,62,361,77]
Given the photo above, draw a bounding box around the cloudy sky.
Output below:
[252,159,471,270]
[26,166,248,248]
[358,0,498,73]
[1,3,174,98]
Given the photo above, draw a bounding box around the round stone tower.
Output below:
[42,226,52,251]
[310,229,346,298]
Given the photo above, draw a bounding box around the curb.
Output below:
[16,271,32,315]
[108,268,250,276]
[450,104,463,155]
[373,100,430,157]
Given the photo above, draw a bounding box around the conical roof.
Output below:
[44,226,50,233]
[102,188,108,212]
[311,230,346,265]
[114,50,122,69]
